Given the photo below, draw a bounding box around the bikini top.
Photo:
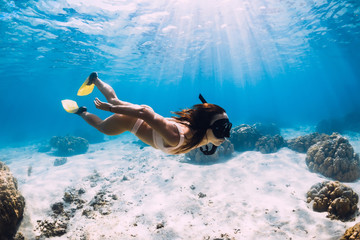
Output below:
[153,119,185,154]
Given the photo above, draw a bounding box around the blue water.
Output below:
[1,0,359,147]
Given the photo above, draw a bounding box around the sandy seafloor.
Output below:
[2,127,360,240]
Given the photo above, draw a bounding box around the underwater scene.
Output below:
[1,0,360,239]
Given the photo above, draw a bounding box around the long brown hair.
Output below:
[171,103,226,153]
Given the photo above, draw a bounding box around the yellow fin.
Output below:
[77,77,95,96]
[61,99,79,113]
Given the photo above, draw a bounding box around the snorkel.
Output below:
[198,94,232,155]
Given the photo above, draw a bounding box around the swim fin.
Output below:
[77,76,95,96]
[61,99,80,113]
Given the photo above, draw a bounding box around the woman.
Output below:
[65,72,232,155]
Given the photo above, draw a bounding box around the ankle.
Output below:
[88,72,98,85]
[75,106,87,115]
[93,77,100,85]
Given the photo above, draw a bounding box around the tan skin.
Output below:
[79,76,227,154]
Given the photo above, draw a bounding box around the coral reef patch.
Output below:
[229,123,285,154]
[255,135,286,154]
[306,181,358,221]
[286,133,330,153]
[35,207,69,239]
[49,136,89,156]
[229,124,262,152]
[0,162,25,240]
[306,133,360,182]
[341,222,360,240]
[54,157,67,166]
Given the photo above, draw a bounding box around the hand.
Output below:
[94,98,113,112]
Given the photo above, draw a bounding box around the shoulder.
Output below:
[170,117,191,126]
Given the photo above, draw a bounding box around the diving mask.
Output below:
[210,118,232,139]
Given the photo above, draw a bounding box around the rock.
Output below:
[63,189,86,209]
[229,124,262,152]
[63,192,74,203]
[13,232,25,240]
[227,123,285,154]
[252,122,280,136]
[203,233,236,240]
[0,161,25,240]
[36,188,86,239]
[306,133,360,182]
[36,184,117,238]
[82,207,94,219]
[185,139,234,163]
[156,223,164,229]
[78,188,86,195]
[121,175,129,181]
[89,190,113,215]
[307,181,358,221]
[86,171,101,183]
[255,135,286,154]
[27,166,32,177]
[341,222,360,240]
[287,133,330,153]
[198,192,207,198]
[54,157,67,166]
[49,136,89,156]
[36,211,70,238]
[35,217,68,238]
[51,202,64,215]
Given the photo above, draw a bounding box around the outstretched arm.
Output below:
[94,98,144,117]
[94,98,182,146]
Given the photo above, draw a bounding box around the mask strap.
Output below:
[199,94,207,104]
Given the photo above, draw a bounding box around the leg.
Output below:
[93,76,131,106]
[80,112,136,136]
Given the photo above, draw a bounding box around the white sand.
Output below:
[2,130,360,240]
